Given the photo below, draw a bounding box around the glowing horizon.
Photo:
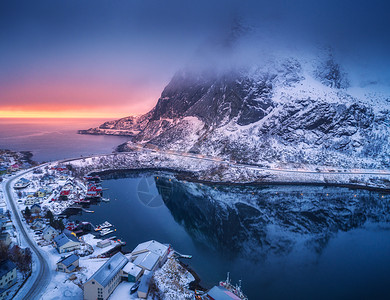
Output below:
[0,109,131,119]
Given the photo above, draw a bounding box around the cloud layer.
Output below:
[1,0,389,117]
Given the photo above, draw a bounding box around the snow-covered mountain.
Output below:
[79,52,390,169]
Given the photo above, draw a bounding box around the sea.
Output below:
[2,118,390,299]
[0,118,130,162]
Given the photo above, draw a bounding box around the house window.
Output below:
[92,281,95,284]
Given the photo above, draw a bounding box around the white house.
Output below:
[83,252,129,300]
[97,239,111,248]
[121,261,142,282]
[132,251,160,272]
[24,197,39,206]
[30,218,45,231]
[0,260,17,298]
[42,225,58,242]
[56,254,79,273]
[53,230,80,254]
[131,240,169,270]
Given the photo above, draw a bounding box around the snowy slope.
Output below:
[80,52,390,169]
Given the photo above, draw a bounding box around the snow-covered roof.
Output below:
[32,218,44,225]
[88,252,128,287]
[133,251,160,271]
[207,286,241,300]
[138,272,153,295]
[57,254,79,267]
[122,261,142,277]
[43,225,56,234]
[54,231,79,248]
[131,240,168,258]
[67,264,76,272]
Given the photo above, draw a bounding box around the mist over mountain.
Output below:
[80,30,390,170]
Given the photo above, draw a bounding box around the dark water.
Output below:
[0,118,130,162]
[69,172,390,300]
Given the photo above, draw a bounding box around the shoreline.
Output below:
[89,167,390,193]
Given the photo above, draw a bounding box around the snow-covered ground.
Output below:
[68,150,390,191]
[152,257,195,300]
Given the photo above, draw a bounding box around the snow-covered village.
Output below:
[1,156,246,300]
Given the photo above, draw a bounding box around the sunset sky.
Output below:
[1,0,389,119]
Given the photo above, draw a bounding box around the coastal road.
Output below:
[3,168,51,300]
[132,146,390,177]
[56,146,390,177]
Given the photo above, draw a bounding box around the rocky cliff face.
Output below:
[80,54,390,169]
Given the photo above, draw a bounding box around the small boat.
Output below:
[117,238,126,246]
[130,281,140,294]
[173,251,192,259]
[218,273,248,300]
[101,198,110,202]
[95,221,113,231]
[100,229,115,236]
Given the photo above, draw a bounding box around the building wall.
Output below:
[43,230,58,241]
[138,289,148,299]
[0,267,17,289]
[59,241,80,253]
[84,270,122,300]
[57,260,79,273]
[83,280,103,300]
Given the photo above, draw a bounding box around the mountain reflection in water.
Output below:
[155,176,390,261]
[77,171,390,299]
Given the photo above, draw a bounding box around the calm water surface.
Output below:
[69,172,390,300]
[0,118,130,162]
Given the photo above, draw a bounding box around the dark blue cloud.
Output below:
[1,0,389,88]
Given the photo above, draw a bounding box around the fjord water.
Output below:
[0,118,130,162]
[69,172,390,300]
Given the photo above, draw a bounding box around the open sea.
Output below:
[0,118,130,162]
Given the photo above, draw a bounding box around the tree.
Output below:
[52,218,65,232]
[20,248,32,277]
[0,241,9,263]
[24,207,31,219]
[57,218,65,232]
[9,246,32,277]
[45,210,54,223]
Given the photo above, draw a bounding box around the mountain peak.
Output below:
[80,54,390,169]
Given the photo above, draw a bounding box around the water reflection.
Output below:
[155,177,390,260]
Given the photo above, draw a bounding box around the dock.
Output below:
[174,251,192,259]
